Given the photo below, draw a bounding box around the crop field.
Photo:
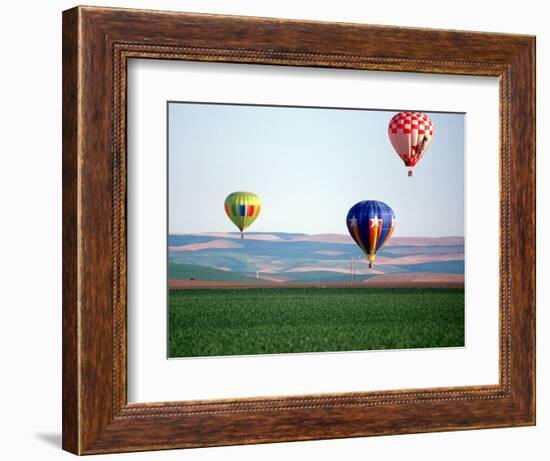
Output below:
[168,287,464,357]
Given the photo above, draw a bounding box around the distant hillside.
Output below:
[363,273,464,284]
[168,263,263,283]
[170,232,464,246]
[168,232,464,284]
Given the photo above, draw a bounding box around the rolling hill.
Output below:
[168,232,464,285]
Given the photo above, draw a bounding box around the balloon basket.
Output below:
[408,170,413,177]
[240,232,243,239]
[369,262,373,269]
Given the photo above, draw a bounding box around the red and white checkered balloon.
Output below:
[388,112,434,176]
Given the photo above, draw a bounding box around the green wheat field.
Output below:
[168,287,464,358]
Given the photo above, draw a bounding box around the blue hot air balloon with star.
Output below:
[346,200,396,268]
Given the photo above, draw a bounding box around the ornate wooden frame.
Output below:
[62,5,535,455]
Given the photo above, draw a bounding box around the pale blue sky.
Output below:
[168,102,464,237]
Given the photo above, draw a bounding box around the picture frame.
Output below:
[62,5,535,455]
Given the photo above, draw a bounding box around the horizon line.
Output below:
[169,231,465,239]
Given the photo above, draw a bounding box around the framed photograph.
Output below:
[62,6,535,455]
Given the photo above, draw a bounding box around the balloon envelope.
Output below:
[224,191,261,236]
[388,111,434,175]
[346,200,396,267]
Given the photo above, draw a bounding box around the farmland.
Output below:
[168,232,465,284]
[168,287,464,358]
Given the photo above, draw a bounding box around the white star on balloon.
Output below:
[349,216,358,227]
[370,215,380,228]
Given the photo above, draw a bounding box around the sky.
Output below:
[168,102,464,237]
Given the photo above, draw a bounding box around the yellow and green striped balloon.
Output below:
[224,192,262,238]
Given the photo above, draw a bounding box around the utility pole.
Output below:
[350,255,362,283]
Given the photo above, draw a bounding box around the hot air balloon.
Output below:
[388,111,434,177]
[224,191,262,239]
[346,200,396,268]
